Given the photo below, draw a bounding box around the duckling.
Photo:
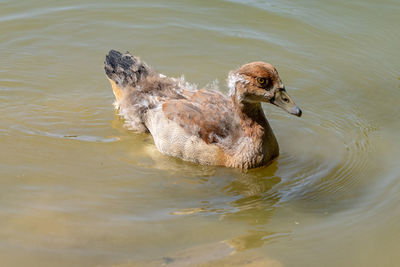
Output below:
[104,50,301,169]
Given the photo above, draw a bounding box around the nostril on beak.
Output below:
[291,106,302,117]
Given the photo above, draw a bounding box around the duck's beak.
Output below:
[271,89,302,117]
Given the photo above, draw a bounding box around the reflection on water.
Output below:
[1,0,400,266]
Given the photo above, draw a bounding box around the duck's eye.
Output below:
[257,77,266,85]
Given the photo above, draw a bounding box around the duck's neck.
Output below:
[232,96,269,136]
[231,95,279,160]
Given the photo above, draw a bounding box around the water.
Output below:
[1,0,399,266]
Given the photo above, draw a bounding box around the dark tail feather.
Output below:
[104,50,150,88]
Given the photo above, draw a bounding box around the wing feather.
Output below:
[162,90,239,144]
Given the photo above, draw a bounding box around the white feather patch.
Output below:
[227,71,247,96]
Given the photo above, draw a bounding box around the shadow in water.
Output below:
[218,163,285,251]
[167,162,284,252]
[221,163,281,225]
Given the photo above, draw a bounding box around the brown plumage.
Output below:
[104,50,302,169]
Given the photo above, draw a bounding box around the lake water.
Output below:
[1,0,400,266]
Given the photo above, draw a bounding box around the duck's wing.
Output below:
[162,89,239,144]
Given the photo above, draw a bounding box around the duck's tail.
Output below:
[104,50,150,87]
[104,50,151,102]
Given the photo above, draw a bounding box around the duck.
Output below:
[104,50,301,169]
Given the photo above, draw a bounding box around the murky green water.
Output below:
[1,0,400,266]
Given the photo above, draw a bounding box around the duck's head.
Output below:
[228,62,302,117]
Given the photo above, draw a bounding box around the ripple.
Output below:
[272,111,377,208]
[10,125,119,143]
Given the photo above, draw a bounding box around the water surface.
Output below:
[1,0,400,266]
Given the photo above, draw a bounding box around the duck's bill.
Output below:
[272,90,302,117]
